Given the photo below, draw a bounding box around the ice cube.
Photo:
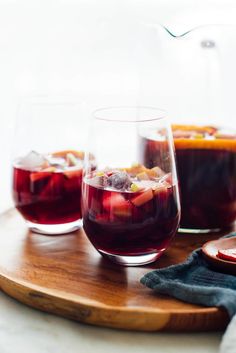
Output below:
[136,180,158,190]
[159,173,172,185]
[19,151,46,170]
[46,155,66,168]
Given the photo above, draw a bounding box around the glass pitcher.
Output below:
[85,20,236,233]
[138,24,236,233]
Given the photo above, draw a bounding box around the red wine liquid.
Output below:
[82,181,180,256]
[13,166,82,224]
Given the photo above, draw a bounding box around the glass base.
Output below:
[178,227,221,234]
[27,219,82,235]
[99,250,164,266]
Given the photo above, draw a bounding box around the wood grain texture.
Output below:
[0,209,230,331]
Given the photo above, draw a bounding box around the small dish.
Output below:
[202,237,236,275]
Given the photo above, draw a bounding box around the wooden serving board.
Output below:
[0,209,230,332]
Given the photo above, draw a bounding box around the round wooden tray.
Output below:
[0,209,229,332]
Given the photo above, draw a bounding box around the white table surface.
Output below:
[0,290,222,353]
[0,0,235,351]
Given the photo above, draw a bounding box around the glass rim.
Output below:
[93,106,167,123]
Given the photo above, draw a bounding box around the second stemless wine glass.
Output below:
[12,96,87,235]
[82,106,180,266]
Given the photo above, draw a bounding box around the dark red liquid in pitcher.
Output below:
[175,147,236,229]
[141,125,236,230]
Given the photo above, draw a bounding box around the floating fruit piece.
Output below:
[96,171,105,177]
[107,172,131,190]
[146,166,165,178]
[43,167,57,172]
[90,175,107,188]
[217,249,236,262]
[152,166,166,176]
[194,133,204,139]
[137,172,149,181]
[103,193,132,217]
[63,169,82,179]
[214,133,236,140]
[66,153,78,166]
[173,131,194,139]
[52,150,84,160]
[130,183,140,192]
[105,170,114,177]
[172,124,217,135]
[131,188,153,207]
[124,164,147,176]
[103,193,126,210]
[30,167,56,183]
[41,160,50,169]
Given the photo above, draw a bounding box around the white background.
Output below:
[0,0,236,352]
[2,0,236,211]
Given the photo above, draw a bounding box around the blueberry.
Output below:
[107,172,131,190]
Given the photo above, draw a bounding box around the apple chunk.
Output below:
[30,167,56,183]
[131,189,153,207]
[103,193,132,217]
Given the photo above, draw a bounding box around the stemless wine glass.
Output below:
[12,96,87,235]
[82,106,180,266]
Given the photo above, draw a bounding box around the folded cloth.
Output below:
[140,235,236,318]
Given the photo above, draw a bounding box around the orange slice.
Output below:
[172,124,217,135]
[52,150,84,160]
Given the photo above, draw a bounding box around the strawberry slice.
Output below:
[103,193,132,217]
[131,189,153,207]
[217,249,236,262]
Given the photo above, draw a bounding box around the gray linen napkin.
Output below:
[140,235,236,318]
[141,234,236,352]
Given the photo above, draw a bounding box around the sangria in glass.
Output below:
[82,107,180,266]
[12,97,86,235]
